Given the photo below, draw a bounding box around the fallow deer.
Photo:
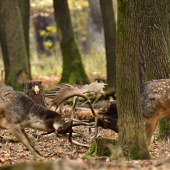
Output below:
[0,90,73,158]
[141,79,170,145]
[0,83,104,157]
[100,79,170,145]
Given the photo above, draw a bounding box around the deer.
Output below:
[0,90,73,158]
[140,79,170,145]
[48,79,170,147]
[0,82,107,158]
[100,79,170,145]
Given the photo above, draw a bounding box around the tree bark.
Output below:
[100,0,116,90]
[19,0,30,58]
[140,0,170,81]
[0,0,31,90]
[116,0,150,159]
[88,0,103,32]
[53,0,90,85]
[0,13,10,82]
[140,0,170,141]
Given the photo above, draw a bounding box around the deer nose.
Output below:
[58,126,63,131]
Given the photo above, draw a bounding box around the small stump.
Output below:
[83,137,118,159]
[25,80,46,106]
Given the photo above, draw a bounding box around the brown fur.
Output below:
[0,90,72,158]
[141,79,170,144]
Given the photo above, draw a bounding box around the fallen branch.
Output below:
[0,135,19,142]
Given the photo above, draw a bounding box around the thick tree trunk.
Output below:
[53,0,90,85]
[100,0,116,90]
[140,0,170,81]
[0,0,31,90]
[140,0,170,141]
[116,0,150,159]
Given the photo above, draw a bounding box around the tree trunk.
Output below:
[100,0,116,90]
[19,0,30,58]
[0,0,31,90]
[0,13,10,82]
[116,0,150,159]
[19,0,31,77]
[32,13,56,57]
[140,0,170,141]
[88,0,103,32]
[53,0,90,85]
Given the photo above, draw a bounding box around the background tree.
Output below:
[32,13,56,57]
[100,0,116,90]
[88,0,103,32]
[85,0,104,55]
[0,0,31,90]
[116,0,150,159]
[19,0,30,58]
[140,0,170,141]
[0,8,10,82]
[53,0,90,85]
[19,0,31,76]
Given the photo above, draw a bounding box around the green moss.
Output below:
[145,72,152,81]
[83,137,118,159]
[117,0,127,36]
[59,37,90,85]
[6,75,12,85]
[86,116,94,122]
[157,118,170,141]
[13,86,24,92]
[129,152,140,160]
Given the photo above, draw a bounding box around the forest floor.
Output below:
[0,76,170,169]
[0,127,170,170]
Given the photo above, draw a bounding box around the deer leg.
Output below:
[145,118,158,145]
[21,129,41,156]
[9,125,42,158]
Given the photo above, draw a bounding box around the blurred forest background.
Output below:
[0,0,117,90]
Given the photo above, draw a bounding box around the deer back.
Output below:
[0,91,64,127]
[141,79,170,119]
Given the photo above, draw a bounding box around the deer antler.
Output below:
[46,84,88,108]
[81,81,107,94]
[46,82,106,147]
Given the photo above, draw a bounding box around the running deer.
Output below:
[0,83,104,157]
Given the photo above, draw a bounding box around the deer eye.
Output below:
[103,116,107,120]
[64,118,69,122]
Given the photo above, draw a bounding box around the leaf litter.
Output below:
[0,125,170,169]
